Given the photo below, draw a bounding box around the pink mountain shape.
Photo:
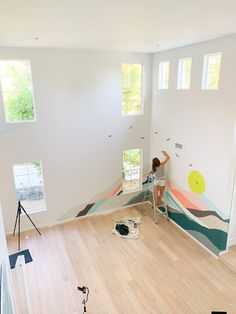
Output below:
[171,189,209,211]
[182,191,209,211]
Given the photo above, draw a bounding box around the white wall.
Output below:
[0,48,152,233]
[0,204,15,313]
[0,204,8,264]
[228,190,236,246]
[150,35,236,242]
[228,121,236,246]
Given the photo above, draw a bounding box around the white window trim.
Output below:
[0,59,37,123]
[122,148,143,194]
[177,57,192,90]
[121,63,144,117]
[202,52,222,90]
[22,207,47,216]
[13,161,47,214]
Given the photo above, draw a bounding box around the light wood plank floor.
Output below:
[220,245,236,275]
[7,203,236,314]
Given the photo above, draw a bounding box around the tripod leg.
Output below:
[13,206,20,236]
[18,209,21,251]
[20,204,42,235]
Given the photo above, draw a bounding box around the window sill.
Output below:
[6,119,36,124]
[122,187,142,195]
[21,208,47,216]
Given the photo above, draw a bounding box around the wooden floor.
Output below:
[220,245,236,275]
[7,203,236,314]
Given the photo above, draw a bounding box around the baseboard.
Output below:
[45,201,151,228]
[6,198,220,258]
[147,199,219,258]
[167,218,218,259]
[5,201,151,236]
[161,192,222,258]
[218,248,228,256]
[228,237,236,247]
[146,200,218,257]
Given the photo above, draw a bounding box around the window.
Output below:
[0,60,36,122]
[122,64,143,116]
[202,53,222,90]
[158,61,170,89]
[13,161,46,213]
[177,57,192,89]
[122,148,142,192]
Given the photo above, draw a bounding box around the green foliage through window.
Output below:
[0,60,35,122]
[203,53,222,90]
[122,64,142,115]
[178,57,192,89]
[159,61,170,89]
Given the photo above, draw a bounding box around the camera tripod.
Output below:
[13,200,41,251]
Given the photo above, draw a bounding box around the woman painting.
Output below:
[152,151,170,206]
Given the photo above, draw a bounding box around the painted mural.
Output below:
[165,179,229,256]
[151,130,230,256]
[58,156,229,256]
[58,175,153,222]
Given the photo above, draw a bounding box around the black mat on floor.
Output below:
[9,249,33,269]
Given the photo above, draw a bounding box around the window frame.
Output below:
[158,61,170,90]
[177,57,192,90]
[122,148,143,194]
[12,161,47,215]
[0,59,37,124]
[202,52,222,90]
[121,63,144,117]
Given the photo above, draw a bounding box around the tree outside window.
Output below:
[158,61,170,89]
[178,57,192,89]
[122,64,142,116]
[0,60,35,122]
[202,53,222,90]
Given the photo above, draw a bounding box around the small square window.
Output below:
[122,148,142,192]
[122,64,143,116]
[202,53,222,90]
[158,61,170,90]
[13,161,47,214]
[177,57,192,90]
[0,60,36,123]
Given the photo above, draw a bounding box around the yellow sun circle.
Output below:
[188,170,206,194]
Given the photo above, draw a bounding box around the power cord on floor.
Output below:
[78,285,89,313]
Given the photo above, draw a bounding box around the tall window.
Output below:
[158,61,170,89]
[202,53,222,90]
[122,148,142,192]
[13,161,46,213]
[177,57,192,89]
[122,64,143,116]
[0,60,36,122]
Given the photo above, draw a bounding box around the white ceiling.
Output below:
[0,0,236,52]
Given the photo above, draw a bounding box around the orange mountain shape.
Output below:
[171,189,209,211]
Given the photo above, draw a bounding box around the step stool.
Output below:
[152,184,169,223]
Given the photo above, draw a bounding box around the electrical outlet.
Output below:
[175,143,183,149]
